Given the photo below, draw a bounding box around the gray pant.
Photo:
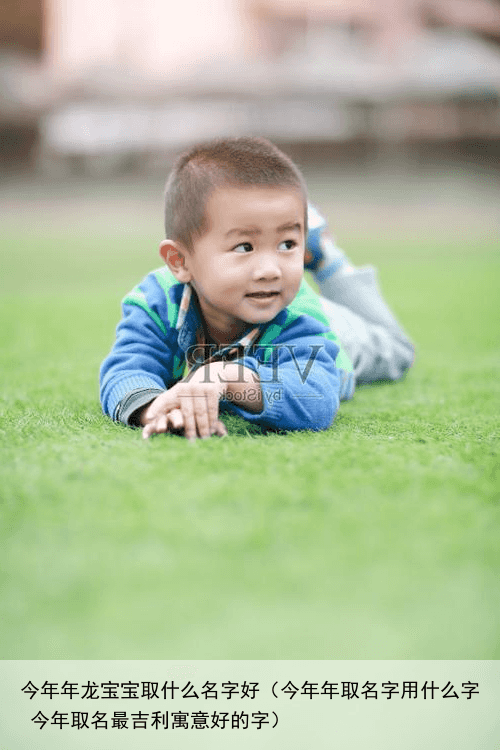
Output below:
[318,266,415,383]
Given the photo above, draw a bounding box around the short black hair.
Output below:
[164,136,308,251]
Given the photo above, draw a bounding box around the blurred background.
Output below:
[1,0,500,244]
[2,0,500,166]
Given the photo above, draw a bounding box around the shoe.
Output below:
[305,203,350,279]
[304,204,326,270]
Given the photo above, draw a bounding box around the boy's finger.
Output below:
[168,408,184,432]
[151,414,168,436]
[180,394,197,440]
[212,419,227,437]
[206,389,220,433]
[142,419,159,439]
[192,392,211,439]
[157,413,169,434]
[142,391,178,424]
[142,414,168,439]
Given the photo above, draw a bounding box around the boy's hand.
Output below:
[140,364,228,440]
[141,406,227,440]
[139,361,262,440]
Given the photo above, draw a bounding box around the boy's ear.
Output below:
[159,240,192,283]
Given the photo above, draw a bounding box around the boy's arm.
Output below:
[100,288,181,423]
[224,332,342,432]
[100,279,265,437]
[219,276,354,433]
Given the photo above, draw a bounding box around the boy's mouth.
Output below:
[245,291,280,298]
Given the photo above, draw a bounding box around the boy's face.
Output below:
[162,185,305,343]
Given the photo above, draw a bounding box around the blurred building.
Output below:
[1,0,500,170]
[0,0,43,163]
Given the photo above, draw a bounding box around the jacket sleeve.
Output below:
[99,277,183,421]
[221,319,343,432]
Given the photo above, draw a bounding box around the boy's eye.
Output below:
[278,239,297,252]
[233,243,253,253]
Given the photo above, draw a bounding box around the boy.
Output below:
[100,137,413,440]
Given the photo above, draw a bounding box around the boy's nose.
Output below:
[253,253,281,281]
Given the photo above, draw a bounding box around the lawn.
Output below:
[0,176,498,659]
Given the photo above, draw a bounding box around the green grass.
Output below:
[0,210,499,659]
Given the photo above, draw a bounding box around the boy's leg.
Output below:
[319,264,411,342]
[318,290,414,383]
[306,204,414,382]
